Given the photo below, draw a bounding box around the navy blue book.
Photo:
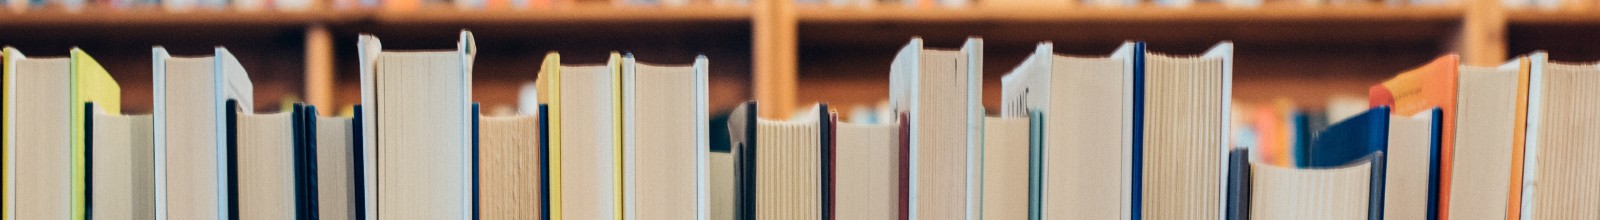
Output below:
[1301,107,1392,168]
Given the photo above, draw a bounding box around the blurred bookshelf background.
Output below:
[1,0,1596,118]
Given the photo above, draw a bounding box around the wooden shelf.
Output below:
[371,6,751,24]
[1507,9,1600,24]
[0,10,359,27]
[797,5,1462,23]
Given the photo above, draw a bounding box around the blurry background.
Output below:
[1,0,1596,134]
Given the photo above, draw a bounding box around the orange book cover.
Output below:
[1369,55,1458,219]
[1505,57,1530,220]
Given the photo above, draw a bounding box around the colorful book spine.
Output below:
[71,49,121,220]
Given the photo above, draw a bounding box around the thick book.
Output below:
[308,107,357,220]
[87,102,155,220]
[1519,53,1600,220]
[834,119,899,219]
[620,54,709,220]
[998,41,1137,220]
[534,52,624,220]
[152,47,253,220]
[228,101,304,219]
[887,37,983,220]
[1368,55,1458,219]
[1385,108,1441,220]
[4,47,121,220]
[1248,153,1386,220]
[357,31,477,219]
[1136,42,1232,220]
[978,116,1029,220]
[477,114,540,220]
[726,102,835,220]
[1449,56,1529,220]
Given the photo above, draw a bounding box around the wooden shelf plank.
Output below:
[798,5,1463,23]
[1507,9,1600,24]
[371,6,752,24]
[0,10,359,26]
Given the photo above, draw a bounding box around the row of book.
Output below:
[0,0,742,13]
[2,31,712,219]
[4,30,1599,220]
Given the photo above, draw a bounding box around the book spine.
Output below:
[1130,42,1146,220]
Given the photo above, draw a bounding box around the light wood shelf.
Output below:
[3,1,1595,117]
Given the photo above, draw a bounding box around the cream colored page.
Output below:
[633,64,698,219]
[479,116,540,220]
[163,58,219,220]
[916,50,967,219]
[378,52,467,219]
[981,118,1029,220]
[15,59,71,219]
[1050,56,1126,220]
[316,117,356,220]
[1250,162,1372,220]
[237,113,296,220]
[1449,67,1517,220]
[1530,63,1600,220]
[836,123,898,220]
[560,66,617,220]
[755,119,820,220]
[1385,113,1434,220]
[1142,55,1223,219]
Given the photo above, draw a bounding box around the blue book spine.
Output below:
[1131,41,1146,220]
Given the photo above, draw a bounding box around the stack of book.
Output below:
[2,30,1599,220]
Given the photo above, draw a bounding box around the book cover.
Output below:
[536,53,564,220]
[71,48,121,220]
[1302,107,1392,167]
[1,47,17,220]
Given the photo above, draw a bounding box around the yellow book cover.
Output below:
[70,48,121,220]
[536,52,563,219]
[1,47,15,220]
[607,52,624,220]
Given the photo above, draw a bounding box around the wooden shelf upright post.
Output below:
[754,0,798,118]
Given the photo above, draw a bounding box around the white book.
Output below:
[315,114,358,220]
[1140,42,1232,220]
[89,103,156,220]
[8,53,72,220]
[153,47,253,220]
[888,37,983,220]
[999,42,1137,220]
[621,54,709,220]
[1386,110,1436,220]
[234,108,297,220]
[358,31,476,220]
[1520,52,1600,220]
[834,120,898,220]
[7,48,124,220]
[978,116,1029,220]
[536,52,622,219]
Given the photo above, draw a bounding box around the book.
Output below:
[1386,109,1442,220]
[1369,55,1458,219]
[978,116,1029,220]
[477,114,541,220]
[834,119,899,219]
[1248,153,1385,219]
[1518,53,1600,220]
[87,102,155,220]
[311,107,357,220]
[1300,107,1390,168]
[229,102,303,219]
[1448,56,1528,220]
[621,54,709,220]
[152,47,252,220]
[998,41,1137,220]
[887,37,983,220]
[4,47,120,220]
[1137,42,1232,219]
[534,52,623,220]
[710,150,734,220]
[357,31,477,219]
[726,102,835,220]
